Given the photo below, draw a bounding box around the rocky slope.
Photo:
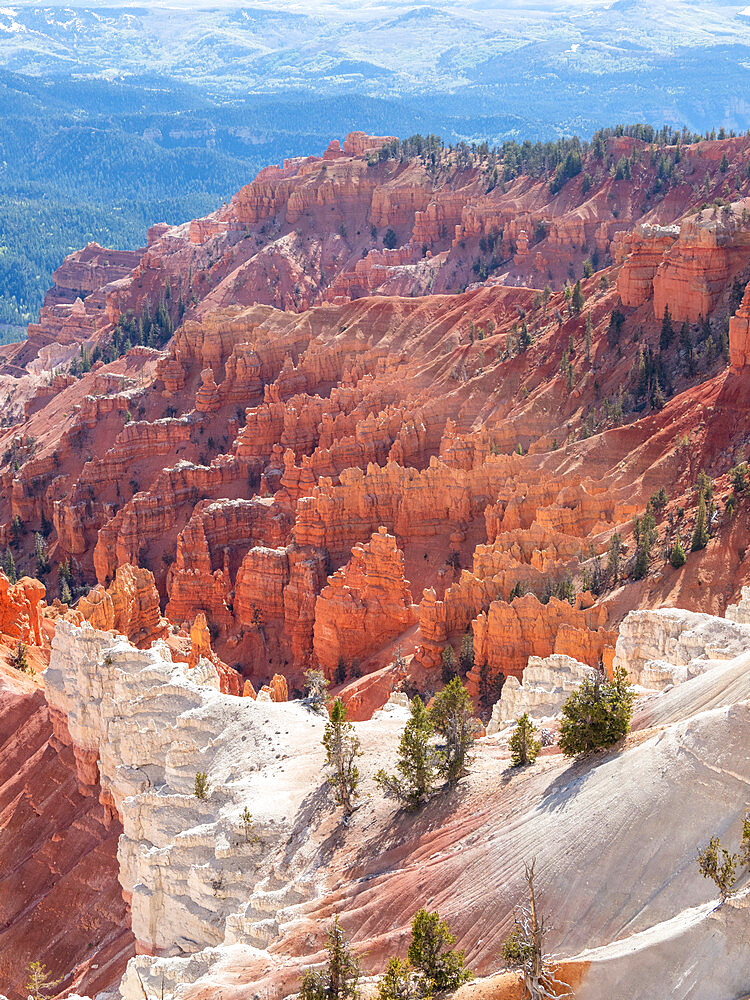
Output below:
[30,590,750,1000]
[1,129,750,997]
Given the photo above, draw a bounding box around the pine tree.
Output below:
[571,279,585,315]
[26,961,61,1000]
[429,677,479,784]
[34,532,50,577]
[407,909,471,992]
[376,696,437,808]
[10,639,30,673]
[691,492,709,551]
[607,531,622,583]
[558,666,634,757]
[3,547,17,583]
[509,714,542,767]
[300,918,360,1000]
[669,533,687,568]
[441,645,457,684]
[584,313,592,362]
[323,698,361,815]
[660,305,673,351]
[632,510,656,580]
[459,630,474,672]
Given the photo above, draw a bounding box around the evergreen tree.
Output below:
[441,645,457,684]
[669,533,687,568]
[558,666,634,757]
[632,511,656,580]
[407,909,472,992]
[376,696,437,808]
[509,714,542,767]
[3,547,17,583]
[10,639,29,673]
[429,677,479,783]
[323,698,361,815]
[459,630,475,672]
[571,279,585,314]
[660,305,673,351]
[300,918,360,1000]
[376,958,419,1000]
[691,492,709,551]
[607,531,622,583]
[26,962,61,1000]
[34,532,50,577]
[584,314,593,362]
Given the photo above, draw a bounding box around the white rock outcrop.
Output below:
[44,620,327,962]
[486,653,595,735]
[613,607,750,689]
[725,584,750,624]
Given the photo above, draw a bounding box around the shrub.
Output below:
[376,957,419,1000]
[558,665,634,757]
[407,909,471,992]
[300,918,359,1000]
[509,714,542,767]
[194,771,209,800]
[304,668,330,710]
[376,696,437,809]
[240,806,260,845]
[697,836,738,901]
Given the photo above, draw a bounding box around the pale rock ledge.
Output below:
[44,620,327,964]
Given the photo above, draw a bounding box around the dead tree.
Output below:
[500,860,573,1000]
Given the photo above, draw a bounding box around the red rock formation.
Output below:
[313,527,418,677]
[0,572,45,645]
[77,563,168,647]
[0,662,134,997]
[468,593,617,693]
[729,281,750,368]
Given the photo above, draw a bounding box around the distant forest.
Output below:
[0,72,449,340]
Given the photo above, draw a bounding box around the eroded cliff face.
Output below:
[0,577,134,1000]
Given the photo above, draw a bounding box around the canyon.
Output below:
[1,129,749,1000]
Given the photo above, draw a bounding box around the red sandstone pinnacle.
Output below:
[313,527,418,678]
[729,281,750,368]
[0,572,45,645]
